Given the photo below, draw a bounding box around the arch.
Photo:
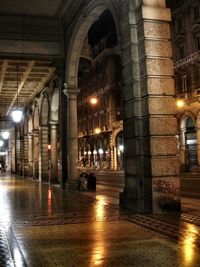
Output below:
[23,116,28,135]
[111,127,123,147]
[50,87,59,123]
[196,110,200,129]
[180,112,196,130]
[40,94,49,126]
[33,105,39,130]
[66,0,120,88]
[28,112,33,133]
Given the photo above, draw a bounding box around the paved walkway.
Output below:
[0,174,199,266]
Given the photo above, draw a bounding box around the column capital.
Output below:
[63,85,80,99]
[49,123,58,130]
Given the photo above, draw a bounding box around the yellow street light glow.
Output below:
[176,99,184,108]
[95,128,101,134]
[90,97,98,105]
[47,144,51,150]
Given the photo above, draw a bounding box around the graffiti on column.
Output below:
[153,180,180,197]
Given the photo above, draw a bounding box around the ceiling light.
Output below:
[12,65,23,123]
[2,131,9,140]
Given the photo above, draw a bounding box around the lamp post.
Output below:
[12,66,23,123]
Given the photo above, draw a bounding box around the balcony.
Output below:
[174,50,200,68]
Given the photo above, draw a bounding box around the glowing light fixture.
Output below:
[119,145,124,152]
[98,148,104,154]
[90,97,98,105]
[2,131,9,140]
[12,66,23,123]
[47,144,51,150]
[176,99,184,108]
[95,128,101,134]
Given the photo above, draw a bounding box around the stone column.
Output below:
[119,0,180,213]
[32,130,39,179]
[19,136,24,175]
[28,133,33,176]
[15,129,20,175]
[11,137,15,173]
[179,128,186,166]
[63,86,80,183]
[39,126,49,182]
[50,123,59,183]
[23,134,29,176]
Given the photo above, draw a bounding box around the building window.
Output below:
[179,45,185,58]
[192,5,200,21]
[182,75,187,93]
[175,17,183,33]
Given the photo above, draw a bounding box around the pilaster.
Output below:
[32,130,39,179]
[23,134,29,176]
[39,126,49,182]
[50,123,59,183]
[28,133,33,176]
[120,0,180,213]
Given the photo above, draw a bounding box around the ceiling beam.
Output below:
[6,60,35,116]
[0,60,8,93]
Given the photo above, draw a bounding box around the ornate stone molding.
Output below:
[63,83,80,99]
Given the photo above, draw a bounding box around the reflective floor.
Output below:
[0,174,200,266]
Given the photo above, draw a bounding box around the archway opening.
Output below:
[77,9,123,178]
[185,117,197,171]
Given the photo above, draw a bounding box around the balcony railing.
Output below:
[174,50,200,69]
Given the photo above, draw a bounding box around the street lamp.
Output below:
[176,99,185,108]
[2,131,9,140]
[94,128,101,134]
[12,66,23,123]
[90,96,98,105]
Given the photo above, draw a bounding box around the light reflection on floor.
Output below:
[0,175,199,266]
[180,223,200,267]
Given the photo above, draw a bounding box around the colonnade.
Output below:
[11,0,181,213]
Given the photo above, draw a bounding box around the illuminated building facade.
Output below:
[77,11,123,171]
[169,0,200,172]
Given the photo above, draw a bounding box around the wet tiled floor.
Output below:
[0,174,200,266]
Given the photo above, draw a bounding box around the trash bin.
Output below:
[78,172,88,191]
[88,173,96,191]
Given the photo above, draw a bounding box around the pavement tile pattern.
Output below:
[0,176,200,266]
[0,225,14,267]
